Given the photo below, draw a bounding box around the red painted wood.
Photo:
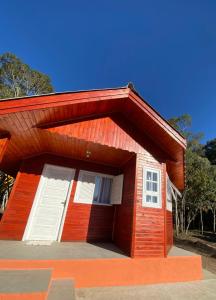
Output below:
[0,87,184,257]
[113,155,136,256]
[62,203,114,242]
[0,154,119,241]
[46,116,144,154]
[166,210,173,253]
[0,151,174,258]
[0,137,10,163]
[0,87,186,190]
[133,153,166,258]
[62,168,115,242]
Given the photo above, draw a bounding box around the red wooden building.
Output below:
[0,84,186,258]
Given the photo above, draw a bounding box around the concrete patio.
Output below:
[0,240,199,260]
[0,243,208,299]
[0,240,127,260]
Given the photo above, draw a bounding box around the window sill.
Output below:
[142,202,161,209]
[74,201,113,206]
[92,202,113,206]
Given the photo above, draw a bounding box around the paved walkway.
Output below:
[76,275,216,300]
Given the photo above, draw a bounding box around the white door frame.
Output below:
[22,163,75,242]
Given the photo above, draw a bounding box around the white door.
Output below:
[23,164,75,241]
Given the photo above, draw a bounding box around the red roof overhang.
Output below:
[0,86,186,189]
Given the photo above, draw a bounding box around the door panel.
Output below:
[23,164,75,241]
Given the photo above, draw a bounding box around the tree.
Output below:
[168,114,192,137]
[168,114,216,235]
[168,114,204,154]
[185,150,216,234]
[204,138,216,165]
[0,52,53,99]
[0,52,54,213]
[0,172,14,215]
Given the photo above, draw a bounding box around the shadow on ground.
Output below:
[175,232,216,274]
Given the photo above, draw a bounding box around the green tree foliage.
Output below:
[0,172,14,214]
[0,53,54,214]
[168,113,204,154]
[185,149,216,234]
[168,114,216,234]
[168,114,192,137]
[204,138,216,165]
[0,52,53,99]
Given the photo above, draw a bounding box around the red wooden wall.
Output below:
[113,155,136,256]
[133,152,167,258]
[166,210,173,254]
[46,116,145,155]
[0,153,174,258]
[61,168,115,242]
[0,154,119,241]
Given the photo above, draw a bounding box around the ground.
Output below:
[175,230,216,274]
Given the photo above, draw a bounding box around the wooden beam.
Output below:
[0,135,10,163]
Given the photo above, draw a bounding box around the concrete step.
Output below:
[47,279,75,300]
[0,269,52,299]
[0,269,52,293]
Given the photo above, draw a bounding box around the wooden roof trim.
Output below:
[0,86,128,102]
[0,88,129,115]
[128,90,187,149]
[0,86,186,149]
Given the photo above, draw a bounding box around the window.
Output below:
[142,168,161,208]
[166,176,172,212]
[74,170,124,205]
[93,176,113,204]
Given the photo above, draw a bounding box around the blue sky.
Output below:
[1,0,216,143]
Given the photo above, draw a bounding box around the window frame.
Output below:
[166,175,172,212]
[74,170,114,206]
[142,167,161,208]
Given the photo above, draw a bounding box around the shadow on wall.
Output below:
[86,155,136,257]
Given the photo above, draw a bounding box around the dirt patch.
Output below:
[174,231,216,274]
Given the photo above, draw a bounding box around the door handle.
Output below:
[61,201,66,205]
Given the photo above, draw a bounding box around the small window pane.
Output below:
[146,171,152,180]
[97,177,112,204]
[152,182,157,192]
[152,196,158,203]
[152,172,158,182]
[93,176,102,203]
[146,181,152,191]
[146,195,151,202]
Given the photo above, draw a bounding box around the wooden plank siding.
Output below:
[133,153,167,258]
[166,210,173,254]
[0,137,10,163]
[0,87,186,190]
[61,169,115,242]
[0,154,120,241]
[45,116,145,154]
[113,155,136,256]
[0,144,174,257]
[0,87,184,257]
